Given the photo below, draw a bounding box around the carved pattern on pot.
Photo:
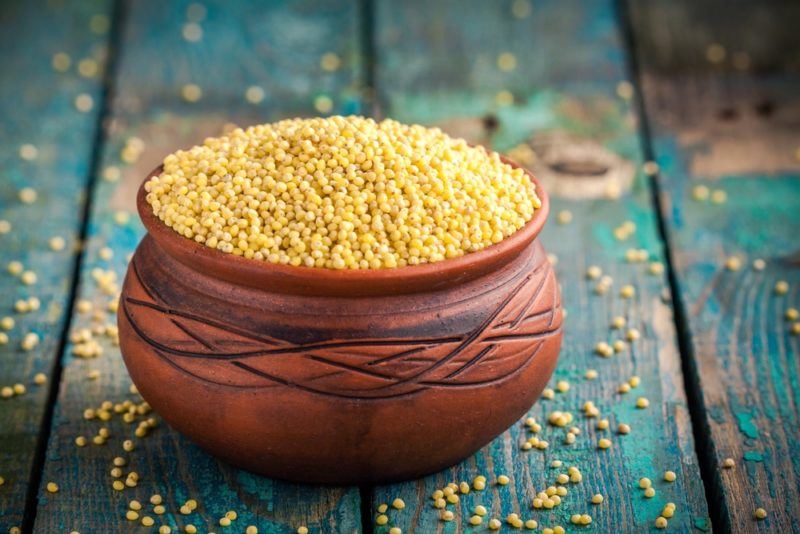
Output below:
[122,251,561,400]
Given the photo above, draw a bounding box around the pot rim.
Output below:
[137,155,550,297]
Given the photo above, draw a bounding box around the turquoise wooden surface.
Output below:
[32,1,363,532]
[629,1,800,531]
[370,1,708,532]
[0,0,114,531]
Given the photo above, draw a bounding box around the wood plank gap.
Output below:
[359,0,379,118]
[616,0,724,531]
[19,1,129,531]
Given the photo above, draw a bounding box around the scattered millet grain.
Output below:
[145,116,540,269]
[754,508,767,520]
[774,281,789,295]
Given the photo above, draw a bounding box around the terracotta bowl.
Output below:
[118,158,562,485]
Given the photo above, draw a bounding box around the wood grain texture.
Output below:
[0,0,113,530]
[371,1,710,532]
[628,0,800,531]
[32,0,363,532]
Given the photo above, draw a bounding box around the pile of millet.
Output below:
[144,116,540,269]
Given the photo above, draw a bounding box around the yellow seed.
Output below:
[497,52,517,71]
[636,397,650,409]
[586,265,602,279]
[185,525,197,534]
[616,80,633,100]
[618,423,631,434]
[469,515,483,526]
[150,494,162,505]
[626,328,641,341]
[597,438,611,449]
[591,493,603,504]
[488,518,501,530]
[585,369,598,380]
[775,280,789,295]
[375,514,388,525]
[225,510,237,520]
[542,388,555,399]
[129,500,142,510]
[620,284,635,298]
[141,516,154,527]
[181,84,202,102]
[392,497,405,510]
[320,52,342,71]
[19,187,38,204]
[556,380,570,392]
[754,508,767,520]
[46,482,59,493]
[125,510,139,521]
[182,22,203,42]
[159,526,171,534]
[245,86,266,104]
[49,236,66,251]
[314,95,333,113]
[725,256,741,271]
[711,189,727,204]
[52,52,71,71]
[644,487,656,498]
[664,470,676,482]
[75,93,94,113]
[153,505,165,514]
[112,480,124,491]
[389,528,401,534]
[655,516,668,529]
[556,210,572,225]
[297,528,309,534]
[639,477,652,489]
[497,474,510,485]
[219,517,231,527]
[648,261,665,275]
[246,527,258,534]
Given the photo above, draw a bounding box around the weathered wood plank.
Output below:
[0,1,114,531]
[628,0,800,531]
[371,1,710,532]
[33,1,364,532]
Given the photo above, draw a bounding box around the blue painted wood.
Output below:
[0,1,114,531]
[371,1,710,532]
[32,1,363,532]
[629,1,800,531]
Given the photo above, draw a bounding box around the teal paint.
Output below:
[735,412,760,439]
[743,451,764,462]
[693,516,711,531]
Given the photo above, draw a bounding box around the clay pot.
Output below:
[118,159,562,485]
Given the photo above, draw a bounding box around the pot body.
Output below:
[119,234,561,484]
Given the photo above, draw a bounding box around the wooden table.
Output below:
[1,0,798,532]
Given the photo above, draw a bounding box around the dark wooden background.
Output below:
[0,0,798,532]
